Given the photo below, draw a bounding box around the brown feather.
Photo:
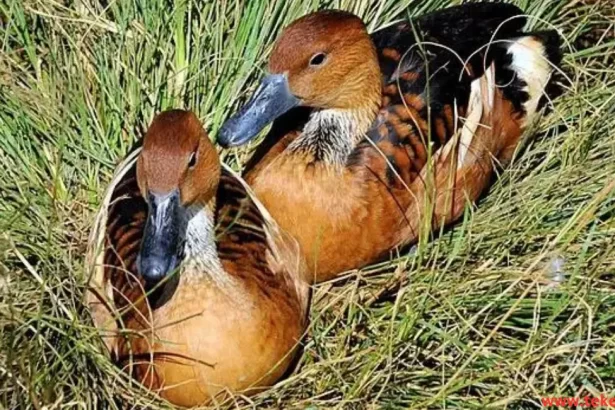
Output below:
[238,7,561,282]
[89,111,309,406]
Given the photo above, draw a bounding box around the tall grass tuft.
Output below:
[1,0,614,408]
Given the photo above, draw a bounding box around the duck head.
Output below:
[218,10,381,147]
[136,110,221,284]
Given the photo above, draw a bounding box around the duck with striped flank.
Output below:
[218,3,562,283]
[87,110,309,407]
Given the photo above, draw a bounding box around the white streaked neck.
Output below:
[287,107,374,165]
[181,202,231,288]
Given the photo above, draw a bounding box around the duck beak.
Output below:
[217,74,300,147]
[138,189,183,284]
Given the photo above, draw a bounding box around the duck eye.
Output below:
[188,151,197,169]
[309,52,327,67]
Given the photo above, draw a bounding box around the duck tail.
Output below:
[492,30,563,127]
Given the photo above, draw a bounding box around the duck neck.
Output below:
[287,49,382,166]
[181,199,230,287]
[288,105,377,165]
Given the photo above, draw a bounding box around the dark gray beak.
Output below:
[137,189,183,284]
[217,74,300,148]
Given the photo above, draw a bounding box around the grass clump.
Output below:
[1,0,614,408]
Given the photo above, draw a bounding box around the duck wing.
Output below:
[86,150,149,356]
[101,162,150,318]
[215,166,309,320]
[362,3,559,188]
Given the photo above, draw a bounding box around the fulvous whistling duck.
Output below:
[87,110,309,407]
[218,3,562,283]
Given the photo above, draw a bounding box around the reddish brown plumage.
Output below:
[88,110,309,407]
[269,11,381,112]
[234,5,562,282]
[137,110,220,205]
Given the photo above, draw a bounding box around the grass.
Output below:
[1,0,614,408]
